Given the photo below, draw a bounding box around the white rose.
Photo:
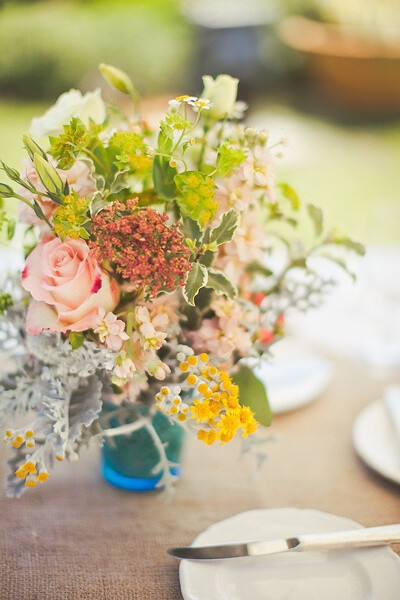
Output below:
[202,74,239,120]
[29,88,106,140]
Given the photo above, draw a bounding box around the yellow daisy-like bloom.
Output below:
[190,399,215,423]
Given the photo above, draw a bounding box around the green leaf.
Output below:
[153,155,177,199]
[90,192,110,217]
[331,235,365,256]
[206,269,237,299]
[246,261,273,278]
[216,144,247,177]
[198,250,214,268]
[183,263,208,306]
[209,209,240,245]
[175,171,217,225]
[181,217,203,243]
[317,252,356,280]
[232,365,272,427]
[307,204,323,236]
[69,331,85,350]
[7,219,15,240]
[278,182,300,210]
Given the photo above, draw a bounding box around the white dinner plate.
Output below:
[253,356,333,414]
[352,399,400,486]
[180,508,400,600]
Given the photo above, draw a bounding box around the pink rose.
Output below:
[22,237,119,335]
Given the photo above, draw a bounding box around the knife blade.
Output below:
[168,524,400,560]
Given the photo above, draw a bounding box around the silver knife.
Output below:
[168,524,400,560]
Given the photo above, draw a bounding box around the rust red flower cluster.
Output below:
[90,199,192,297]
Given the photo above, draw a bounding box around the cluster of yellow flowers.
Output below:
[3,429,50,488]
[15,458,49,488]
[4,427,35,449]
[53,193,90,240]
[155,353,258,445]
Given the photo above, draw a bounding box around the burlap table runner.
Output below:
[0,359,399,599]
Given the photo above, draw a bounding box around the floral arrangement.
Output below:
[0,65,363,496]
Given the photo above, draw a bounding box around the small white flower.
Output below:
[188,97,213,112]
[168,99,181,109]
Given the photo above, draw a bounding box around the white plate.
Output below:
[180,508,400,600]
[253,357,333,414]
[352,400,400,486]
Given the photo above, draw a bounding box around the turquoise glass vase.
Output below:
[101,409,185,491]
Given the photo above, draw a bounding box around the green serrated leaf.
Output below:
[69,331,85,350]
[206,269,237,299]
[183,263,208,306]
[278,182,300,210]
[181,217,203,242]
[210,209,240,245]
[216,143,247,177]
[307,204,323,237]
[232,365,272,427]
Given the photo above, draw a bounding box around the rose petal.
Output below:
[26,302,58,335]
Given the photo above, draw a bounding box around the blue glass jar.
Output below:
[101,408,185,491]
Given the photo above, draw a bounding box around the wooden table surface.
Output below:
[0,359,399,599]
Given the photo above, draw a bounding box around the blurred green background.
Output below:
[1,0,400,244]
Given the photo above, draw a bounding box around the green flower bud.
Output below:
[1,162,21,183]
[99,63,135,96]
[33,153,64,197]
[0,183,15,198]
[23,135,47,161]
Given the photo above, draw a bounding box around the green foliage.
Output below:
[277,182,301,210]
[111,131,152,176]
[175,171,217,225]
[183,262,208,306]
[330,234,365,256]
[166,111,193,131]
[49,117,104,170]
[153,123,177,199]
[0,292,13,316]
[307,203,323,236]
[216,144,247,177]
[246,261,273,278]
[53,191,91,240]
[232,365,272,427]
[209,209,240,245]
[181,217,203,243]
[69,331,85,350]
[206,269,237,299]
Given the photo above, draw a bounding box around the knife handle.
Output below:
[292,524,400,552]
